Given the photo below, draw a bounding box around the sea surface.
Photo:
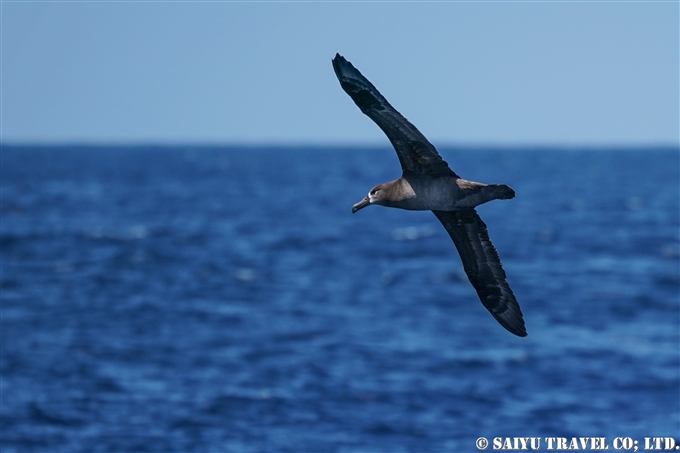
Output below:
[1,145,679,452]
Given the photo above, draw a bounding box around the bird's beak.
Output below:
[352,196,370,213]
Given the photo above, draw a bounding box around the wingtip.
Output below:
[332,53,345,67]
[331,53,361,80]
[498,313,527,337]
[332,53,350,73]
[332,53,345,78]
[491,295,527,337]
[501,321,527,337]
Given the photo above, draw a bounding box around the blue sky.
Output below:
[2,2,678,146]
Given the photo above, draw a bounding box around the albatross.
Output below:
[333,53,527,337]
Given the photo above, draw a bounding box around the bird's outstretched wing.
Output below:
[333,54,458,178]
[432,209,527,337]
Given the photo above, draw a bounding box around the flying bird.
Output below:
[333,53,527,337]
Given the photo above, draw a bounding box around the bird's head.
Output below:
[352,184,387,213]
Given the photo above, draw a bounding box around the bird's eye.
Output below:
[370,189,380,196]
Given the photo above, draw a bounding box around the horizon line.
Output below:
[2,140,679,151]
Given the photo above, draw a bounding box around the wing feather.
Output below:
[432,209,527,337]
[333,54,457,178]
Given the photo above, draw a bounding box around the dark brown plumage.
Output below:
[333,53,527,337]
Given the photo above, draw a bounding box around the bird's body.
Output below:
[360,173,516,212]
[333,53,527,337]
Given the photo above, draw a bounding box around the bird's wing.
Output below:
[333,54,458,178]
[432,209,527,337]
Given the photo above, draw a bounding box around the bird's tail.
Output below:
[490,184,515,200]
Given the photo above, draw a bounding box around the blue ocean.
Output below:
[2,145,678,452]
